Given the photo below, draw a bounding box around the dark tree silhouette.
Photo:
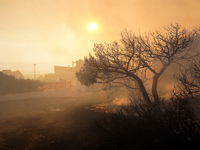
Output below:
[0,72,43,95]
[76,24,199,103]
[175,57,200,97]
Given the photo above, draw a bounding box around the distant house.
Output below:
[54,59,84,86]
[2,70,24,79]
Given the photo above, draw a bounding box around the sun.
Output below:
[88,23,97,31]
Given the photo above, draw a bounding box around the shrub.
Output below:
[0,72,43,95]
[91,97,200,150]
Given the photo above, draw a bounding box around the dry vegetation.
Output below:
[0,90,200,150]
[0,93,109,150]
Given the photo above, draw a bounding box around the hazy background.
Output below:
[0,0,200,74]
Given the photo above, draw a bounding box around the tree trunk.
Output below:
[152,74,160,103]
[152,64,170,103]
[137,79,151,104]
[129,72,151,104]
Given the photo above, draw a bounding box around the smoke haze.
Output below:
[0,0,200,73]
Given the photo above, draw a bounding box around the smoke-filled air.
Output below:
[0,0,200,149]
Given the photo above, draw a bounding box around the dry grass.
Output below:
[0,95,106,150]
[1,90,200,150]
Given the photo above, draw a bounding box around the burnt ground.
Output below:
[0,94,109,150]
[1,91,200,150]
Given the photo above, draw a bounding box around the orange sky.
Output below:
[0,0,200,74]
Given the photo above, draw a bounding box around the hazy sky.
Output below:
[0,0,200,74]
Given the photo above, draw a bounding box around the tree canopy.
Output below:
[76,24,200,104]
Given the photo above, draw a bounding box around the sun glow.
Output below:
[88,23,97,31]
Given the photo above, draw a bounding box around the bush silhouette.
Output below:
[91,95,200,150]
[0,72,43,95]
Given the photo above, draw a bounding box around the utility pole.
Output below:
[34,64,36,79]
[72,61,75,67]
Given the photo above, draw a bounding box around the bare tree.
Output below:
[76,24,199,104]
[175,57,200,97]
